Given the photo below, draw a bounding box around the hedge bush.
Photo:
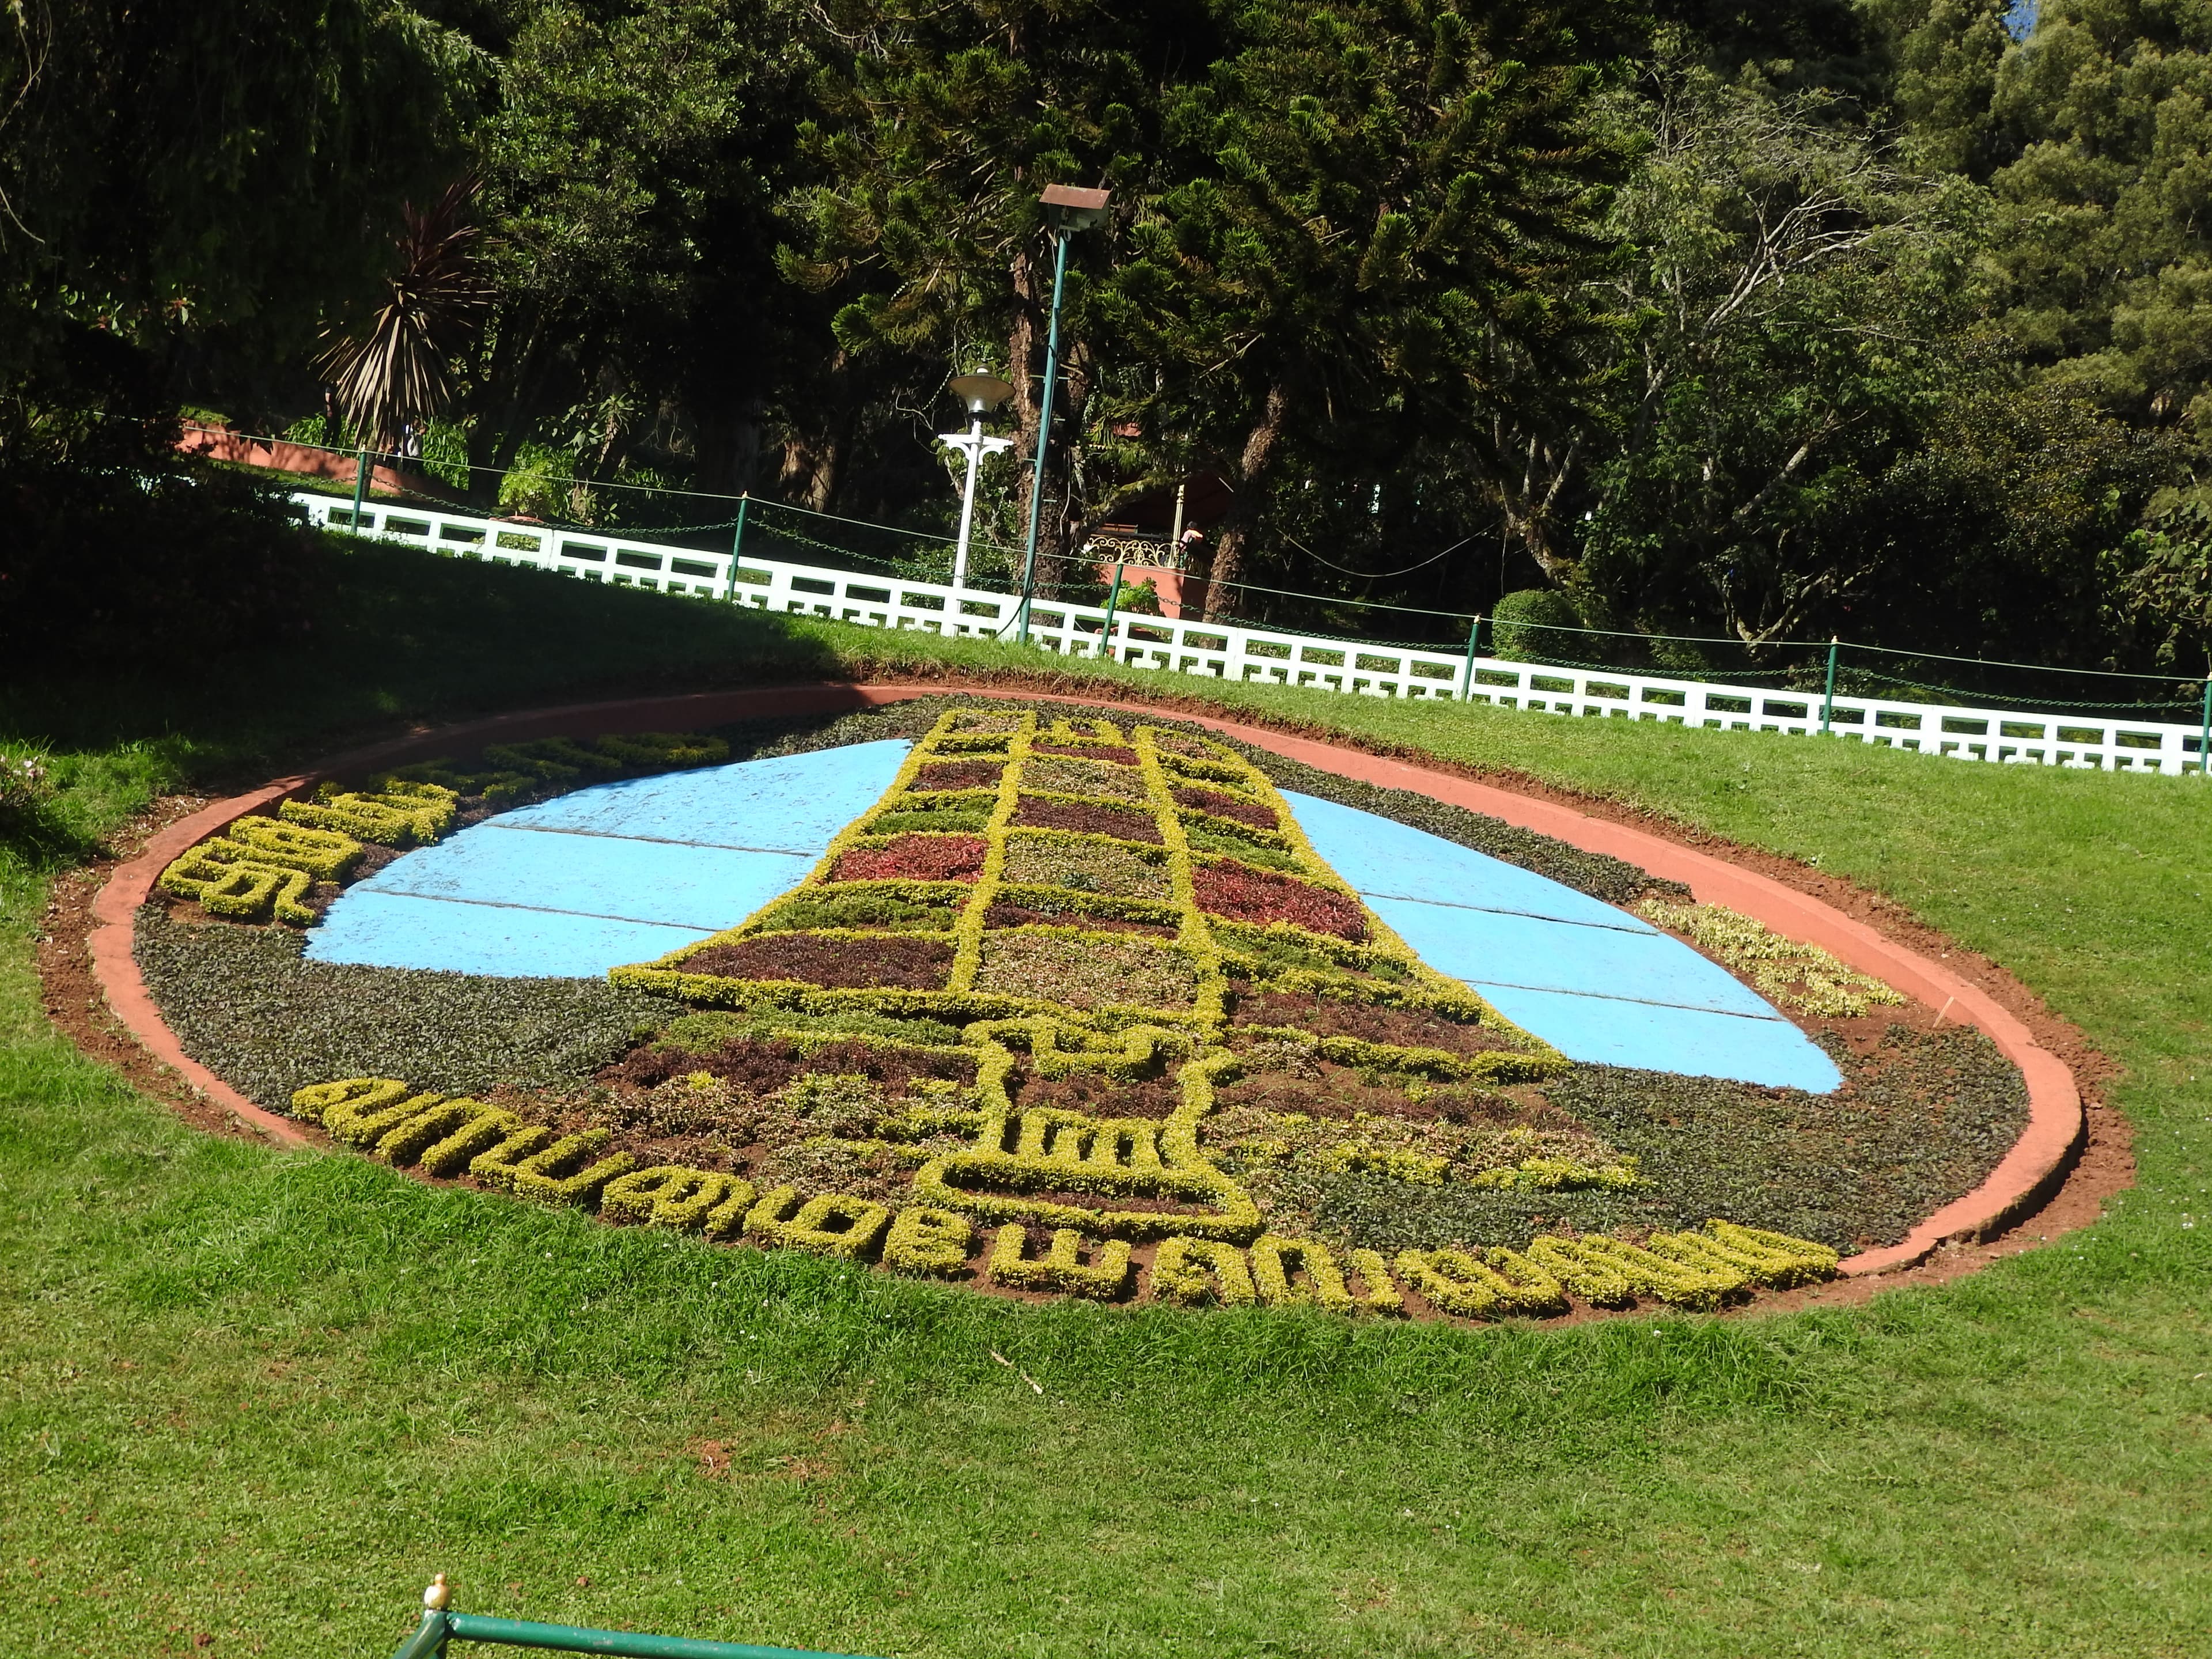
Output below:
[984,1225,1132,1299]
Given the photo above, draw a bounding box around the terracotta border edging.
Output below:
[91,783,317,1147]
[89,680,2085,1273]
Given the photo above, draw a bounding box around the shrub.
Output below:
[371,1097,487,1166]
[1192,861,1366,941]
[158,818,367,926]
[912,759,1006,792]
[597,732,731,770]
[1172,785,1275,828]
[1011,797,1163,842]
[753,887,964,935]
[1031,742,1139,766]
[745,1186,892,1259]
[973,932,1199,1012]
[281,781,456,847]
[601,1166,754,1233]
[1639,900,1906,1018]
[1248,1234,1355,1313]
[469,1124,558,1187]
[984,1225,1132,1299]
[507,1130,638,1207]
[1021,756,1151,802]
[866,801,995,836]
[1524,1234,1744,1312]
[1491,588,1584,662]
[1393,1247,1567,1319]
[1344,1249,1404,1314]
[832,835,988,883]
[139,907,679,1105]
[678,933,955,991]
[1152,1237,1256,1307]
[882,1206,976,1277]
[1001,832,1171,899]
[225,818,365,878]
[418,1106,527,1177]
[497,441,582,521]
[1652,1221,1839,1287]
[290,1077,408,1127]
[159,851,318,926]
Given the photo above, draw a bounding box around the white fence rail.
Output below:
[295,489,2210,778]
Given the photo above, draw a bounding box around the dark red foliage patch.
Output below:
[611,1035,974,1093]
[1172,785,1275,828]
[1226,989,1533,1054]
[1010,797,1162,843]
[679,932,954,989]
[1192,861,1366,940]
[832,834,987,882]
[983,902,1177,938]
[912,759,1005,793]
[1031,742,1138,766]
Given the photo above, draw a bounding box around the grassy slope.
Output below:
[2,542,2207,1658]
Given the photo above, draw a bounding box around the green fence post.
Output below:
[1460,615,1484,702]
[2199,675,2210,777]
[1821,637,1839,735]
[386,1575,453,1659]
[350,445,370,536]
[727,493,749,601]
[1097,561,1124,661]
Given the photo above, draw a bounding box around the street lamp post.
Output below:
[940,372,1015,591]
[1016,183,1110,643]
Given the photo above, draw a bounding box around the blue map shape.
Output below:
[306,742,1842,1091]
[306,741,911,979]
[1282,791,1842,1092]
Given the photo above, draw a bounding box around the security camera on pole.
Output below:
[940,372,1015,591]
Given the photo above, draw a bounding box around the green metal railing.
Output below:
[388,1577,885,1659]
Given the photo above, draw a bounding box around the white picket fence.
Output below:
[296,490,2210,778]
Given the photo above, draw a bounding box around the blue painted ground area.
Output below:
[302,741,1841,1092]
[307,741,911,978]
[1284,791,1842,1092]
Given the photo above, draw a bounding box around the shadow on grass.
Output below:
[0,537,854,789]
[0,796,106,872]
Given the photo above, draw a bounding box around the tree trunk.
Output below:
[1203,382,1291,619]
[1007,242,1045,540]
[778,429,841,512]
[692,397,766,499]
[1036,340,1092,598]
[1490,430,1579,583]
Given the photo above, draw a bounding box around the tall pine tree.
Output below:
[782,0,1202,569]
[1096,0,1636,610]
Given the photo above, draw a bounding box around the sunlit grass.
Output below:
[2,538,2207,1656]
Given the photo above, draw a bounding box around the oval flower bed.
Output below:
[122,695,2046,1325]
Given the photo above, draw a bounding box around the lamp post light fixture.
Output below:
[941,370,1015,590]
[1016,183,1111,643]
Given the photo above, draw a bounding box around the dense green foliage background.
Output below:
[3,1,2209,670]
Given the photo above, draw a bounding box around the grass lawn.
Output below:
[2,539,2207,1658]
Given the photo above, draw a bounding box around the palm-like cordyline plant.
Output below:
[317,177,492,451]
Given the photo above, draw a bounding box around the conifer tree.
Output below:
[1095,0,1635,611]
[782,0,1200,572]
